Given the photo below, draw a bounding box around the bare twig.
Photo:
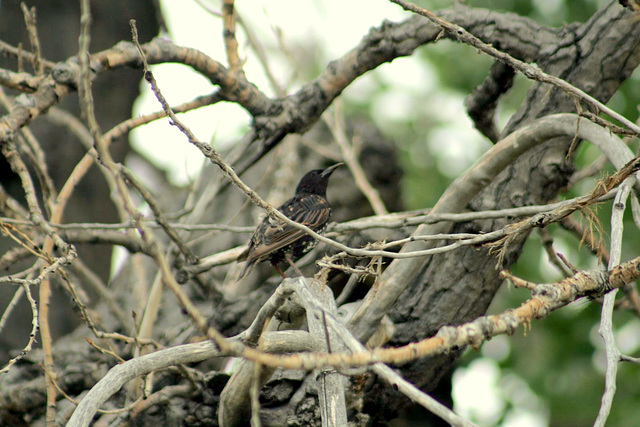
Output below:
[0,217,252,233]
[324,102,388,215]
[335,274,361,306]
[578,111,638,137]
[594,178,634,426]
[120,166,198,264]
[539,228,575,277]
[389,0,640,136]
[0,284,38,374]
[0,39,56,69]
[20,3,44,75]
[620,354,640,364]
[0,286,24,333]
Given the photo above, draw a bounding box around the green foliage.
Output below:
[340,1,640,425]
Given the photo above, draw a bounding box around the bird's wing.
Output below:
[246,195,330,263]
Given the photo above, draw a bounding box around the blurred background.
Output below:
[132,2,640,423]
[1,0,639,425]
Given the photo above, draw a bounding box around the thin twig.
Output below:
[324,102,388,215]
[20,3,44,75]
[594,178,634,426]
[620,354,640,364]
[120,166,198,264]
[389,0,640,136]
[0,217,252,232]
[0,286,25,333]
[0,284,38,374]
[539,228,579,277]
[0,39,56,69]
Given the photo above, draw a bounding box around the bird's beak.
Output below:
[321,162,344,177]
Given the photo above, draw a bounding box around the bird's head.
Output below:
[295,162,343,195]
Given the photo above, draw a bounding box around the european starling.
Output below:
[238,163,343,278]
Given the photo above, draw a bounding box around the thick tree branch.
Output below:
[390,0,640,136]
[0,3,559,178]
[349,113,638,342]
[69,259,640,425]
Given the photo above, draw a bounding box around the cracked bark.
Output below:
[365,2,640,420]
[2,2,639,426]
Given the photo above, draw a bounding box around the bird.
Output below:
[620,0,640,13]
[237,163,343,279]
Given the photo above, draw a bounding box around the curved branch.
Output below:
[67,340,225,427]
[69,258,640,426]
[0,3,555,165]
[92,39,270,115]
[348,113,639,342]
[234,4,555,173]
[391,0,640,135]
[465,61,515,142]
[67,331,323,427]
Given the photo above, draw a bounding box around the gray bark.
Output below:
[1,2,639,426]
[372,1,640,419]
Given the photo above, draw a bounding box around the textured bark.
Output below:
[1,2,639,426]
[369,2,640,420]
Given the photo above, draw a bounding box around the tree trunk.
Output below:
[1,2,639,426]
[367,2,640,419]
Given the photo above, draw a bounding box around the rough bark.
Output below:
[1,2,639,426]
[370,2,640,419]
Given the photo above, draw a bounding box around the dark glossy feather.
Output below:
[238,163,342,278]
[245,194,330,264]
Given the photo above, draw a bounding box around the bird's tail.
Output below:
[237,259,255,280]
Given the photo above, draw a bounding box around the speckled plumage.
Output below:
[238,163,342,278]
